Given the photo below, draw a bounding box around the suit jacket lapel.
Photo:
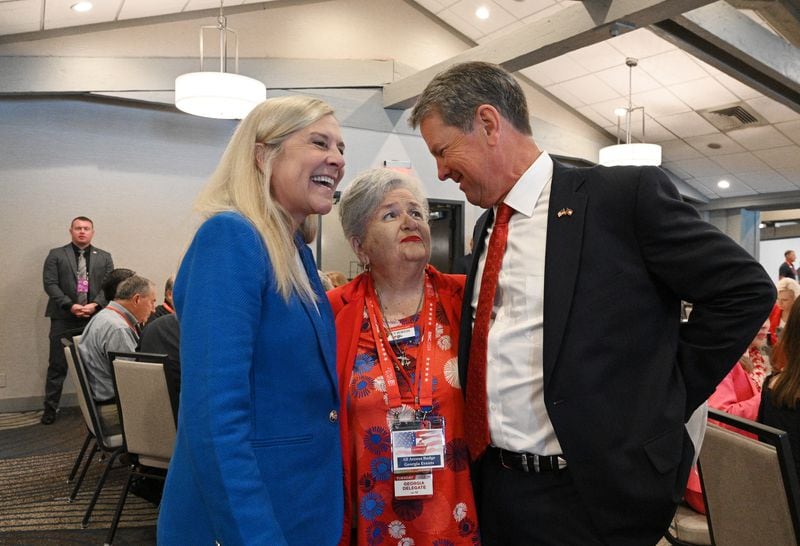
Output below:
[458,209,491,391]
[543,163,587,390]
[295,236,338,392]
[87,246,98,279]
[63,244,78,283]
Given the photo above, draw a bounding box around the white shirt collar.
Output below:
[502,151,553,218]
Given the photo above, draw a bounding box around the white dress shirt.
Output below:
[471,151,562,456]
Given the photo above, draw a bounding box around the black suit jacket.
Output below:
[779,261,796,280]
[43,244,114,319]
[459,162,776,545]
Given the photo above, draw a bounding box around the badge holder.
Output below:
[390,416,445,499]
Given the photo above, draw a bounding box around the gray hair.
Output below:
[339,168,429,243]
[115,275,155,301]
[409,61,532,135]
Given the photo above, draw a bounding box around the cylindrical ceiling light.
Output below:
[598,58,662,167]
[174,1,266,120]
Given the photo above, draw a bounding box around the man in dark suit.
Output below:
[779,249,797,280]
[147,275,175,323]
[410,62,776,545]
[139,312,181,405]
[42,216,113,424]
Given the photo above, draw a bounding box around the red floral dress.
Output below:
[346,292,480,545]
[744,346,769,391]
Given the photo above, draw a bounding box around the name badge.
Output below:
[76,279,89,294]
[387,321,416,342]
[390,418,445,472]
[394,472,433,499]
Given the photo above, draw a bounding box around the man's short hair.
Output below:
[71,216,94,227]
[164,275,175,295]
[115,275,154,301]
[409,61,532,136]
[786,250,795,258]
[102,268,136,302]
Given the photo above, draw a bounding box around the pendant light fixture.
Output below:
[598,58,662,167]
[174,1,266,120]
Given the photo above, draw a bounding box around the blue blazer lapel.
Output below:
[295,236,338,393]
[543,163,587,389]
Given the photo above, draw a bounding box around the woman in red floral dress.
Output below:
[328,168,480,545]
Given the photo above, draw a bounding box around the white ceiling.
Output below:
[2,0,800,209]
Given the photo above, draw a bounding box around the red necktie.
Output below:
[465,203,514,461]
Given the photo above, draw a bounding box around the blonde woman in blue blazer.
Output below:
[158,96,346,545]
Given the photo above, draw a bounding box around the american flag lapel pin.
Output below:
[557,207,574,218]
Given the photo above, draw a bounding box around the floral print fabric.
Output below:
[347,303,480,546]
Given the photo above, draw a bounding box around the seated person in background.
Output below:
[148,275,175,323]
[78,275,156,433]
[325,270,347,289]
[318,270,334,291]
[101,268,136,302]
[685,319,771,513]
[770,277,800,344]
[760,295,800,480]
[451,237,473,275]
[708,318,771,420]
[139,313,181,403]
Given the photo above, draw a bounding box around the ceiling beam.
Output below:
[696,189,800,211]
[726,0,800,47]
[652,1,800,113]
[0,56,393,96]
[383,0,718,109]
[0,0,333,45]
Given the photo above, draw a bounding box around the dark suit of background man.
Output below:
[410,62,776,546]
[779,249,797,280]
[41,216,113,424]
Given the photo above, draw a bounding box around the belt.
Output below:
[488,446,567,473]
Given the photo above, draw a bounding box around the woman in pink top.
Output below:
[707,318,771,420]
[685,318,770,513]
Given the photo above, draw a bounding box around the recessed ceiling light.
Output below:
[71,1,93,12]
[717,180,730,189]
[613,107,627,118]
[475,6,490,20]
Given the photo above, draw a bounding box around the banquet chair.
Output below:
[59,328,93,485]
[106,351,175,545]
[699,409,800,545]
[63,336,125,528]
[664,504,711,546]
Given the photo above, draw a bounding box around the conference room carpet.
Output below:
[0,410,677,545]
[0,408,157,545]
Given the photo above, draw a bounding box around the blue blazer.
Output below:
[158,212,343,546]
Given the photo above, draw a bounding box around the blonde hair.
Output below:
[778,277,800,301]
[194,96,336,302]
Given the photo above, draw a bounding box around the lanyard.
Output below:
[162,302,174,314]
[364,273,437,413]
[106,305,140,336]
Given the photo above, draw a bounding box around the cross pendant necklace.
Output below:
[374,282,423,371]
[396,354,412,370]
